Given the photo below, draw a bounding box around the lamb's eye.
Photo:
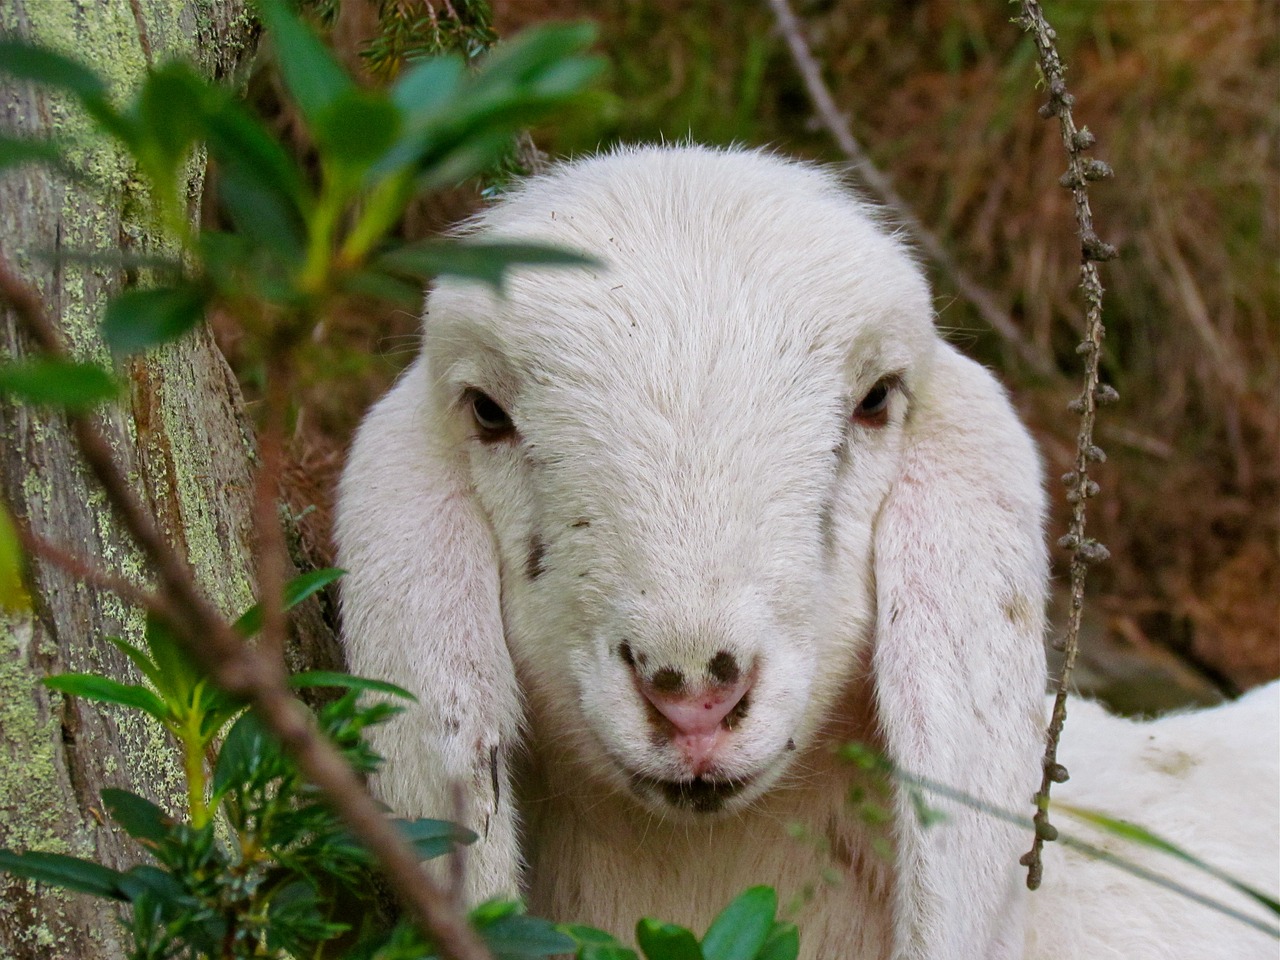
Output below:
[853,378,894,428]
[466,389,514,441]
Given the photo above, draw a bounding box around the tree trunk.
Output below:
[0,4,337,958]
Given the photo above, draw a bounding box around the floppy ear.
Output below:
[872,343,1048,960]
[336,357,523,903]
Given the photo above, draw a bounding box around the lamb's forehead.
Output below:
[428,146,936,390]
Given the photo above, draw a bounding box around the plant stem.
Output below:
[182,711,209,828]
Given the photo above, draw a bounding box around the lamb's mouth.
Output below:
[628,771,756,813]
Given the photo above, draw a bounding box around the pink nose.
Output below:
[640,675,752,773]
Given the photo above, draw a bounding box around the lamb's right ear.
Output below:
[336,357,523,903]
[871,343,1048,960]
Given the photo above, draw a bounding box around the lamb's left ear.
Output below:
[872,342,1048,960]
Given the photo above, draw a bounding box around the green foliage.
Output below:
[2,572,485,958]
[561,888,797,960]
[3,570,793,959]
[0,358,120,409]
[0,0,602,397]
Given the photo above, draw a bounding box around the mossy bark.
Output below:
[0,3,335,958]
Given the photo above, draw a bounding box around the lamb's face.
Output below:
[426,149,934,815]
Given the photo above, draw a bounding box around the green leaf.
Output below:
[42,673,169,722]
[287,671,415,702]
[0,359,118,409]
[527,56,605,99]
[560,925,625,947]
[701,887,777,960]
[233,567,345,636]
[909,787,947,829]
[396,817,477,860]
[133,63,204,178]
[563,927,642,960]
[581,947,643,960]
[316,90,401,170]
[198,92,310,258]
[257,0,352,128]
[0,502,30,612]
[480,913,577,958]
[754,922,799,960]
[100,788,171,846]
[217,163,308,265]
[0,848,127,899]
[143,613,202,707]
[392,55,465,124]
[377,239,599,294]
[475,24,598,89]
[0,40,108,100]
[0,135,67,174]
[212,709,277,796]
[470,898,524,925]
[412,129,518,194]
[105,636,163,689]
[102,285,208,355]
[636,919,702,960]
[338,268,424,308]
[117,863,187,906]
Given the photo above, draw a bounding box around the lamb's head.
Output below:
[423,146,936,815]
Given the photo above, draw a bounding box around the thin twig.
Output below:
[766,0,1054,376]
[0,255,492,960]
[254,350,291,668]
[1014,0,1119,890]
[15,520,163,616]
[127,0,154,70]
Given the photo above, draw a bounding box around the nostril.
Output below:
[650,667,685,694]
[706,650,740,685]
[641,674,753,737]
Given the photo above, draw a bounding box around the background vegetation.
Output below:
[245,0,1276,709]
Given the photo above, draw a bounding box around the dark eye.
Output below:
[852,378,894,428]
[465,389,514,441]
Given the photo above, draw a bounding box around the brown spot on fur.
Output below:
[651,667,684,693]
[526,535,546,580]
[1003,593,1036,630]
[1145,747,1198,777]
[707,650,741,685]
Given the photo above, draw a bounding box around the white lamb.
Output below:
[336,145,1279,959]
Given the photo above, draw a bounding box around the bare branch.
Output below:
[1013,0,1119,890]
[14,520,163,617]
[0,255,492,960]
[766,0,1054,376]
[254,351,291,668]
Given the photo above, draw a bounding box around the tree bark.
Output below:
[0,3,336,958]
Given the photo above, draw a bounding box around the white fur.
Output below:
[336,145,1279,959]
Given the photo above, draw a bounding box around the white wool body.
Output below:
[336,145,1279,960]
[1031,683,1280,960]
